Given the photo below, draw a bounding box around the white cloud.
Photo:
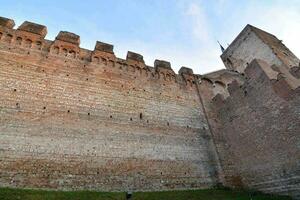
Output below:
[174,0,300,74]
[4,1,300,75]
[179,1,225,74]
[108,1,225,75]
[185,2,211,43]
[250,3,300,58]
[78,0,300,75]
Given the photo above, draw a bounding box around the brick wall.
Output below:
[0,20,221,191]
[0,16,299,199]
[206,60,300,199]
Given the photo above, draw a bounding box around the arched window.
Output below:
[5,34,13,43]
[93,56,99,64]
[187,79,192,87]
[25,39,32,48]
[116,61,123,69]
[215,80,226,88]
[36,41,42,50]
[166,74,171,81]
[16,37,22,45]
[62,48,68,56]
[53,46,59,54]
[108,60,115,67]
[136,67,141,75]
[159,72,165,80]
[172,75,176,82]
[101,57,107,65]
[142,68,148,77]
[129,65,135,72]
[201,77,214,85]
[69,50,76,58]
[123,63,128,70]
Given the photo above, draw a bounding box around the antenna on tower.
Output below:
[217,40,225,53]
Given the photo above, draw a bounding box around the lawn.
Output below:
[0,187,292,200]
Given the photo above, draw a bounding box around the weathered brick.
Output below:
[0,16,299,200]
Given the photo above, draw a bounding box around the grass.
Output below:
[0,187,292,200]
[133,189,292,200]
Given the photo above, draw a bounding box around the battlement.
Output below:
[0,16,15,29]
[245,59,300,99]
[0,16,298,102]
[0,17,202,80]
[18,21,47,37]
[209,59,300,109]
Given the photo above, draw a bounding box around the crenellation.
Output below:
[204,59,300,198]
[179,66,193,76]
[197,69,246,100]
[13,23,47,54]
[153,60,178,82]
[243,59,300,100]
[55,31,80,45]
[95,41,114,54]
[51,32,80,60]
[17,21,47,37]
[126,51,143,62]
[154,59,172,71]
[0,18,191,81]
[0,16,15,29]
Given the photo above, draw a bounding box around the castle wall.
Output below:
[206,60,300,199]
[0,20,221,191]
[0,16,299,199]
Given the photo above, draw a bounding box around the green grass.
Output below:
[133,189,291,200]
[0,188,125,200]
[0,187,292,200]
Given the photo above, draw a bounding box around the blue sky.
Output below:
[1,0,300,74]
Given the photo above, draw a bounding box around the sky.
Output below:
[1,0,300,74]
